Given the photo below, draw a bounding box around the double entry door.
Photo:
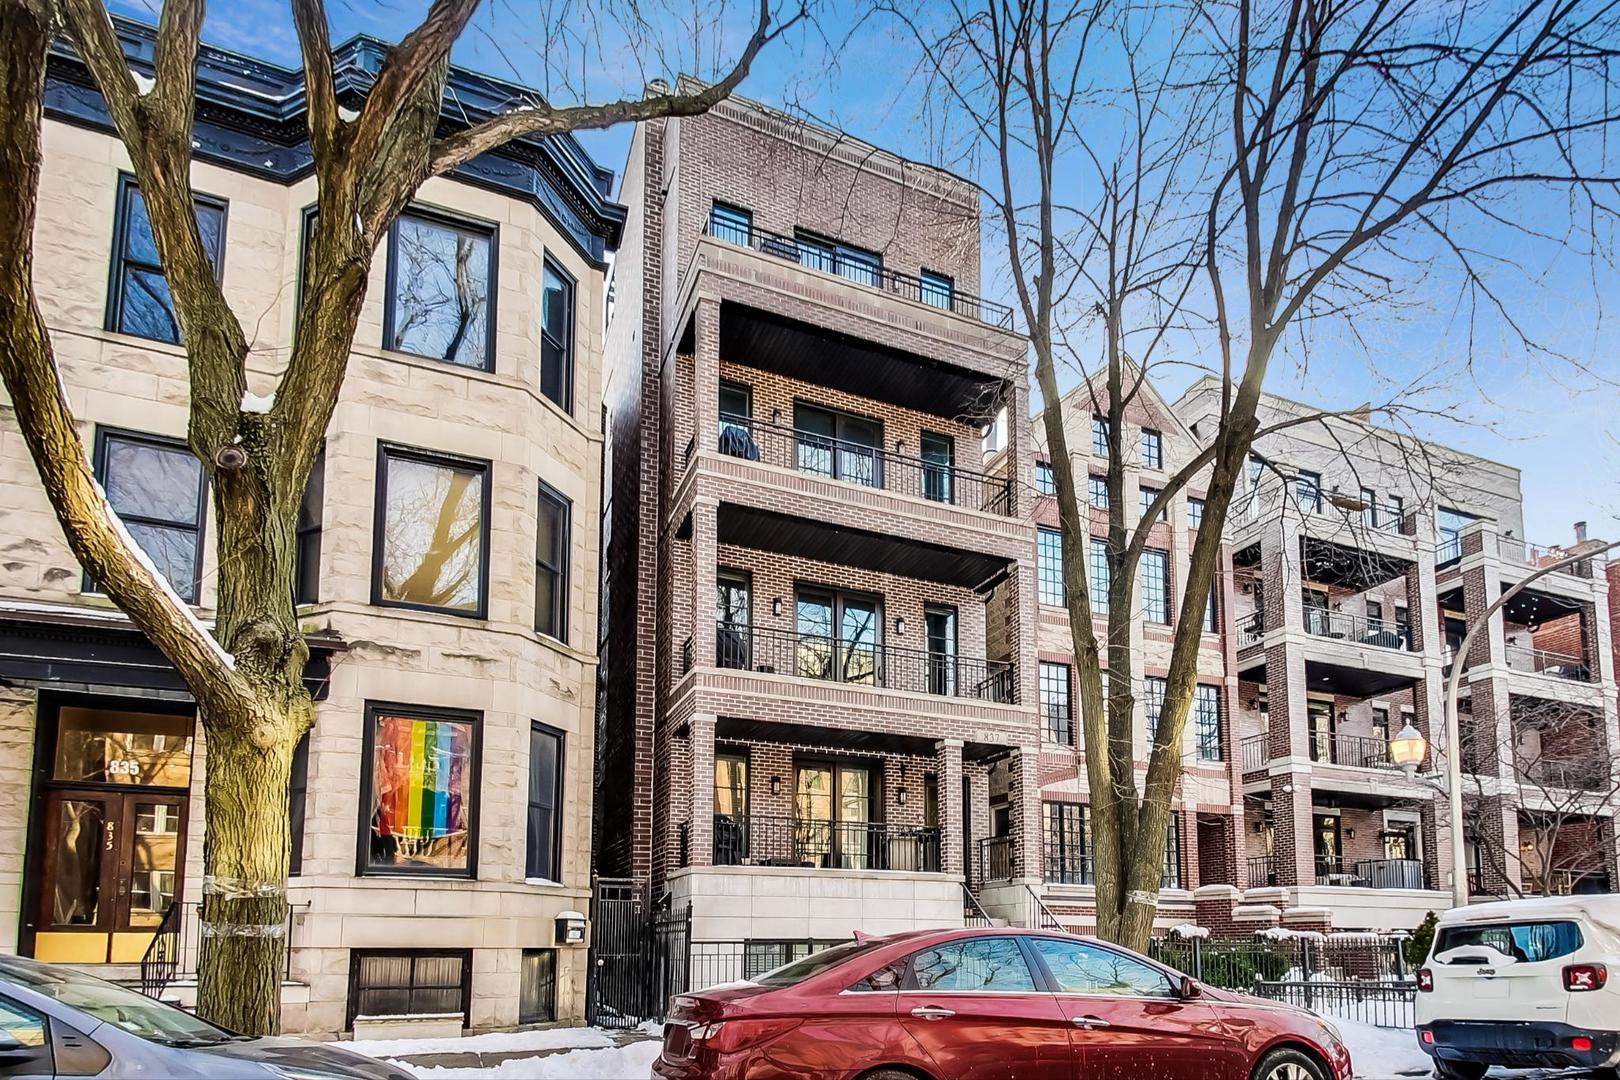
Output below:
[36,790,185,964]
[795,763,874,870]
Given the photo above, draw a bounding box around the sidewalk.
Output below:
[332,1025,661,1079]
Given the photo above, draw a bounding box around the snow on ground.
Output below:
[332,1025,615,1059]
[399,1041,661,1079]
[1337,1018,1433,1078]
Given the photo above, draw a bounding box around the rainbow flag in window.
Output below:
[375,714,467,842]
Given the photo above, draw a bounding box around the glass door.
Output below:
[716,570,751,670]
[794,765,833,867]
[1314,814,1342,882]
[839,596,881,686]
[925,606,957,696]
[796,588,883,687]
[794,763,874,869]
[1307,700,1335,763]
[837,766,873,870]
[920,432,954,504]
[793,404,882,488]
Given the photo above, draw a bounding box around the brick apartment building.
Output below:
[0,23,618,1035]
[597,85,1040,969]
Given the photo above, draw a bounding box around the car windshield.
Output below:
[754,940,885,988]
[0,961,238,1046]
[1434,920,1583,964]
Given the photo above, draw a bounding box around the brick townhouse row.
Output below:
[596,83,1620,972]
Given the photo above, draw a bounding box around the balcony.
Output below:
[705,217,1014,329]
[1499,536,1604,580]
[1315,857,1426,890]
[1518,758,1612,791]
[711,413,1013,516]
[701,622,1016,704]
[1504,644,1590,682]
[1310,732,1397,772]
[712,813,942,873]
[1248,854,1278,887]
[1304,609,1409,651]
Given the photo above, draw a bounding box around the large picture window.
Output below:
[525,723,563,882]
[106,176,225,344]
[361,705,479,877]
[1194,684,1223,761]
[535,483,571,641]
[384,210,495,370]
[374,445,490,616]
[1037,528,1065,605]
[1040,663,1072,744]
[540,259,575,412]
[90,429,207,603]
[1139,549,1170,624]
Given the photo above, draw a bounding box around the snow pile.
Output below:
[1435,944,1517,967]
[241,390,275,414]
[398,1041,661,1079]
[333,1027,613,1059]
[1332,1017,1431,1078]
[1260,927,1326,943]
[130,68,156,95]
[1169,924,1211,940]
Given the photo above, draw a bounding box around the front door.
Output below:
[29,701,193,965]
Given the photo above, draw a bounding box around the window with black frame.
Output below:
[361,704,479,877]
[714,752,748,865]
[384,210,494,370]
[1194,684,1222,761]
[349,951,469,1027]
[519,949,556,1024]
[540,259,574,412]
[920,433,954,504]
[295,448,324,606]
[374,445,489,616]
[1140,428,1163,469]
[1294,469,1323,514]
[1090,537,1110,616]
[535,483,571,641]
[1088,475,1109,509]
[525,723,563,881]
[1040,663,1072,744]
[1035,462,1056,495]
[1163,814,1184,888]
[795,403,881,487]
[925,606,957,696]
[1092,415,1110,458]
[1143,676,1167,744]
[88,429,207,603]
[1044,801,1088,884]
[920,270,954,310]
[106,176,226,344]
[718,381,756,459]
[709,203,753,246]
[1139,549,1170,624]
[716,570,751,670]
[1037,528,1065,605]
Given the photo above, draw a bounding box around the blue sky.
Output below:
[110,0,1618,542]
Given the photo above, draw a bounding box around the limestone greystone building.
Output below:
[597,84,1040,972]
[0,23,620,1036]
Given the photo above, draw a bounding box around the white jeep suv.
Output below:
[1415,895,1620,1078]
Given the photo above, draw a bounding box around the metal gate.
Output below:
[586,878,693,1028]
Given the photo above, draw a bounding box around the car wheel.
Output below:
[1251,1047,1329,1080]
[859,1071,922,1080]
[1432,1061,1488,1080]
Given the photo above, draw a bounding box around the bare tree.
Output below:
[0,0,804,1032]
[892,0,1620,950]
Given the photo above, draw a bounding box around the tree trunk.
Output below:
[194,698,306,1033]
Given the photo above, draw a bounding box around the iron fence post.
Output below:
[1192,936,1203,981]
[1301,939,1315,1011]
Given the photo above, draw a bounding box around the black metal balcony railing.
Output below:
[979,835,1014,883]
[711,813,941,873]
[1241,734,1269,776]
[704,216,1016,329]
[1523,869,1613,896]
[1309,732,1397,771]
[1519,759,1611,791]
[1248,854,1278,888]
[1312,857,1425,889]
[1039,844,1179,889]
[1237,611,1265,649]
[1498,536,1602,579]
[707,621,1017,703]
[715,413,1014,516]
[1503,643,1590,681]
[1304,608,1410,651]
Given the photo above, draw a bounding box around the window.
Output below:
[374,445,490,616]
[1194,684,1222,761]
[295,448,324,605]
[1089,538,1110,616]
[795,403,881,487]
[1361,486,1379,528]
[1387,494,1405,529]
[1088,475,1109,510]
[745,940,847,980]
[384,210,495,370]
[289,733,310,875]
[1029,938,1176,998]
[1438,507,1475,561]
[1035,461,1056,495]
[536,483,571,640]
[89,429,206,603]
[361,704,479,877]
[1139,549,1170,624]
[1163,813,1184,888]
[349,950,470,1027]
[1140,486,1167,522]
[920,433,955,504]
[794,589,882,686]
[920,270,954,310]
[1143,676,1167,744]
[925,606,957,696]
[526,723,563,881]
[709,203,753,245]
[106,176,226,343]
[1092,415,1110,457]
[714,751,749,865]
[1433,921,1583,965]
[1396,606,1410,641]
[1044,801,1088,884]
[754,940,886,987]
[908,937,1037,992]
[1040,663,1072,744]
[1372,706,1390,743]
[1203,586,1217,633]
[795,233,882,288]
[1141,428,1163,469]
[1294,470,1323,513]
[1188,497,1205,531]
[520,949,557,1023]
[1038,528,1065,605]
[1367,599,1384,626]
[716,570,751,670]
[0,997,48,1054]
[540,259,575,412]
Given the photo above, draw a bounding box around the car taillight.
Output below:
[1572,1036,1594,1052]
[1564,964,1607,992]
[1420,1030,1435,1045]
[693,1017,803,1054]
[1417,968,1434,992]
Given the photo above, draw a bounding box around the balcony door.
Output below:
[794,403,882,488]
[717,380,755,459]
[1307,700,1335,763]
[795,589,881,686]
[716,569,751,670]
[1313,814,1342,881]
[713,753,748,865]
[920,432,954,504]
[925,605,957,696]
[795,763,874,869]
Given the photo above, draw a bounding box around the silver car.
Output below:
[0,955,411,1079]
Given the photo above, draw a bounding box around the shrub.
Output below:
[1405,912,1439,969]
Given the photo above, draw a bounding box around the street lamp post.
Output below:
[1442,535,1616,909]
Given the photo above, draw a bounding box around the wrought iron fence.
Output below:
[704,217,1016,329]
[1309,731,1395,771]
[714,413,1015,516]
[1252,979,1416,1029]
[1247,855,1278,887]
[711,813,942,873]
[705,621,1016,703]
[978,835,1014,883]
[1237,612,1265,649]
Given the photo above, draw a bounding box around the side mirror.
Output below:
[1179,976,1203,1000]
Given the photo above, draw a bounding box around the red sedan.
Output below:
[654,927,1352,1080]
